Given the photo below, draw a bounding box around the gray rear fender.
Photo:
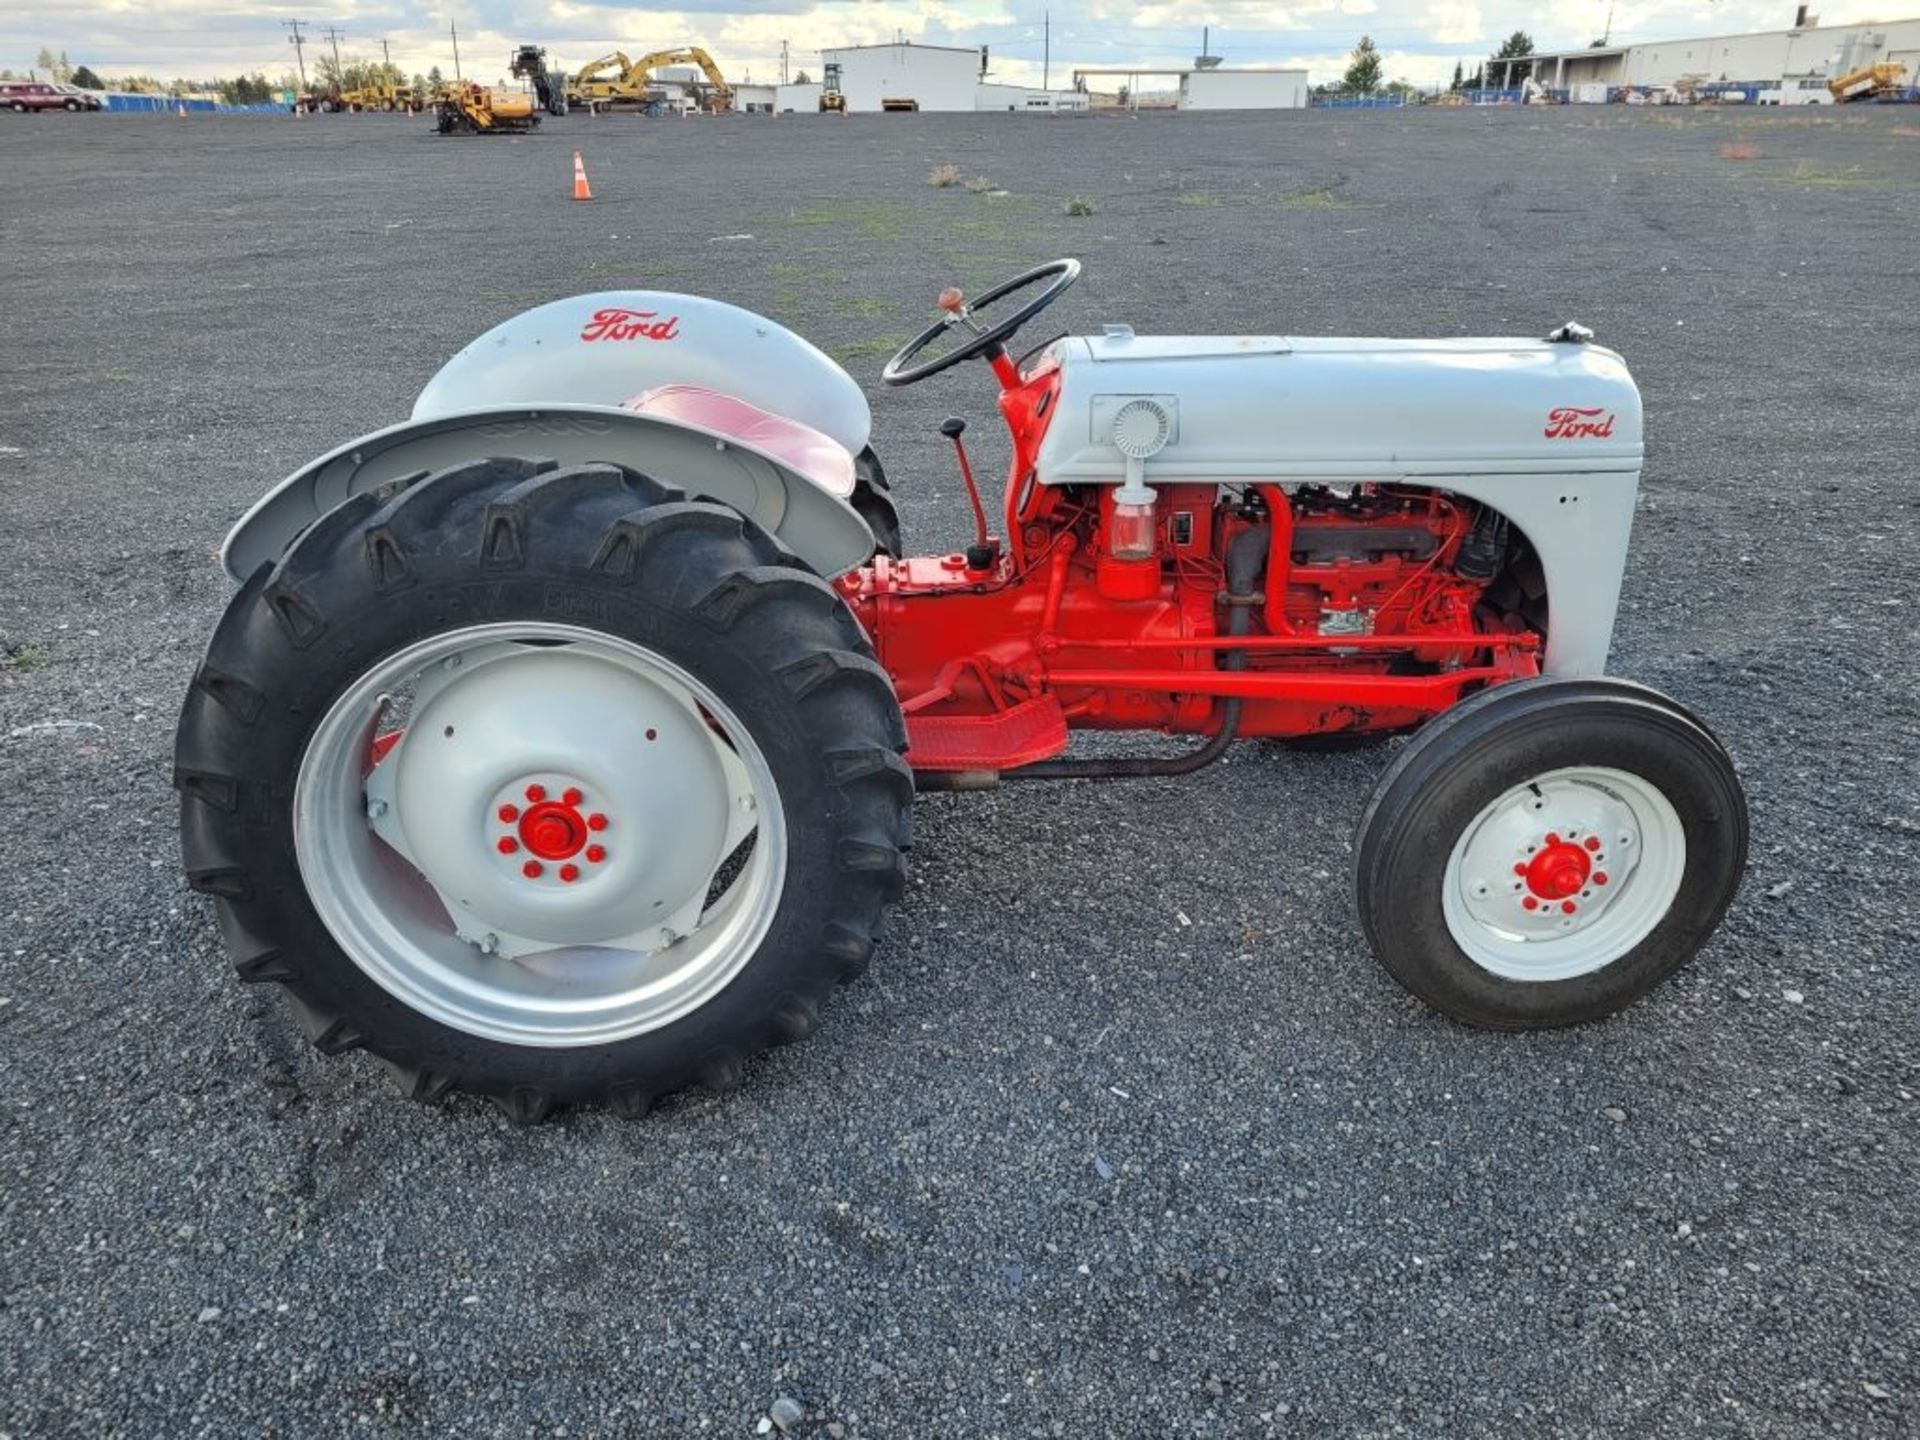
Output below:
[221,404,878,583]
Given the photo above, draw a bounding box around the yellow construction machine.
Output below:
[1828,61,1908,101]
[567,47,732,112]
[433,80,539,134]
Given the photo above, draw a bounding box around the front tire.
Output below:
[1353,678,1746,1029]
[175,458,912,1120]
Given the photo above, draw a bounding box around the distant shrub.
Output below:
[964,175,994,193]
[1064,196,1096,216]
[928,163,961,187]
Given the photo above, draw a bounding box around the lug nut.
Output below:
[1561,900,1577,914]
[559,864,580,883]
[1594,872,1608,886]
[1584,836,1601,852]
[523,860,543,879]
[563,787,583,806]
[1522,897,1539,911]
[498,803,519,822]
[498,837,519,854]
[586,844,606,864]
[587,813,608,832]
[525,784,546,802]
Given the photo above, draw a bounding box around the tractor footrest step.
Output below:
[905,696,1069,773]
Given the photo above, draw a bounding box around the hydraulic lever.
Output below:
[939,416,997,571]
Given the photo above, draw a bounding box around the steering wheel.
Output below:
[881,258,1081,387]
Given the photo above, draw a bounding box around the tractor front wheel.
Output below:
[1353,677,1746,1028]
[175,458,911,1120]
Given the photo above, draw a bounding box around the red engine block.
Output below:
[839,480,1540,771]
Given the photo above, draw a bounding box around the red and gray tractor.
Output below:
[175,261,1747,1120]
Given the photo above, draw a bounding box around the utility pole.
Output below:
[450,21,463,83]
[320,25,346,83]
[284,19,309,90]
[377,37,391,77]
[1043,11,1050,90]
[780,39,789,84]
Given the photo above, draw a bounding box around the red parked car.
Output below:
[1,81,103,113]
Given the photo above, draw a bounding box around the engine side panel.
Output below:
[221,405,877,583]
[1031,334,1643,677]
[412,291,873,456]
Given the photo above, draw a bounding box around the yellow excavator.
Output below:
[567,47,732,112]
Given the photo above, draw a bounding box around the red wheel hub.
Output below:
[1523,833,1592,901]
[520,802,587,860]
[492,780,612,877]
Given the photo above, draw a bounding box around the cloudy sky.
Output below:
[7,0,1899,89]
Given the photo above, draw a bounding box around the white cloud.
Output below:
[6,0,1907,86]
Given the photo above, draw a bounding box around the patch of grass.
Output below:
[1780,160,1873,188]
[847,296,897,319]
[1176,192,1222,207]
[963,175,995,194]
[1718,138,1758,161]
[768,198,917,242]
[832,334,913,362]
[1278,187,1355,209]
[1063,197,1096,217]
[928,163,961,187]
[0,642,45,673]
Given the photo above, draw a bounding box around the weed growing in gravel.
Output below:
[1782,160,1872,187]
[0,642,44,672]
[1718,139,1759,161]
[963,175,995,193]
[1064,197,1096,216]
[1280,187,1354,209]
[929,164,961,187]
[1177,192,1222,207]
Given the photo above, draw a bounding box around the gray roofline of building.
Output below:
[819,42,982,56]
[1511,13,1918,65]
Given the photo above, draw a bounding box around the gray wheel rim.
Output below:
[293,622,787,1047]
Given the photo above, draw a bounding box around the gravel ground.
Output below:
[1,106,1916,1438]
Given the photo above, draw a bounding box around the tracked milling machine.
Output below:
[176,261,1749,1121]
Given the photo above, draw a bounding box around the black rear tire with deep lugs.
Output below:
[175,458,912,1121]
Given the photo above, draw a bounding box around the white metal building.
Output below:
[818,42,983,112]
[732,81,822,113]
[975,82,1091,112]
[1178,68,1309,109]
[1494,15,1920,92]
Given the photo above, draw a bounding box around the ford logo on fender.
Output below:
[580,308,681,343]
[1544,406,1615,440]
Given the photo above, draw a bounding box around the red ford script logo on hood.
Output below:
[1544,406,1616,440]
[580,308,681,343]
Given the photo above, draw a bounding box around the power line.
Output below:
[320,25,345,78]
[282,18,308,89]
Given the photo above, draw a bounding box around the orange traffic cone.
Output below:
[572,151,593,202]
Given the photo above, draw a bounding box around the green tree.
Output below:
[1450,60,1463,92]
[794,68,811,83]
[1344,35,1382,94]
[71,63,102,89]
[1496,31,1534,58]
[37,47,75,81]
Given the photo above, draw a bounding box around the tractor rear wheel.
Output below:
[1353,677,1746,1029]
[175,458,911,1120]
[851,445,901,558]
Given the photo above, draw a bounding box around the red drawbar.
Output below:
[905,694,1070,772]
[624,385,856,499]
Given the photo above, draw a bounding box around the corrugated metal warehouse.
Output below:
[818,42,983,112]
[1496,14,1920,91]
[1179,69,1309,109]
